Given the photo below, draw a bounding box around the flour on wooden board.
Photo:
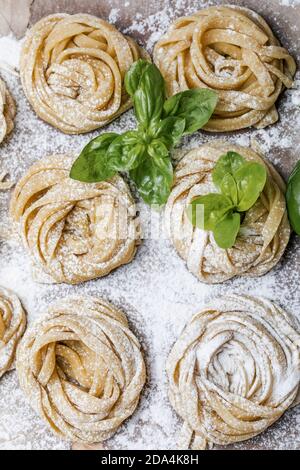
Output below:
[0,1,300,450]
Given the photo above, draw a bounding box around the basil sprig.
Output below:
[286,161,300,235]
[187,152,267,249]
[70,59,218,205]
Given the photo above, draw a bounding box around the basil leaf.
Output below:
[152,116,186,148]
[213,212,241,249]
[163,89,218,134]
[212,151,245,189]
[130,152,173,206]
[235,162,267,212]
[288,160,300,182]
[219,173,238,206]
[286,161,300,235]
[70,133,118,182]
[107,131,145,171]
[147,138,169,162]
[124,59,151,97]
[286,181,300,234]
[187,193,233,231]
[133,63,165,127]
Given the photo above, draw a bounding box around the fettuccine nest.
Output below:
[154,5,296,131]
[20,14,148,134]
[0,76,16,143]
[10,155,140,284]
[16,296,146,443]
[0,286,26,379]
[165,142,290,283]
[167,294,300,449]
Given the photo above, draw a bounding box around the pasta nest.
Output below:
[20,14,148,134]
[165,142,290,284]
[0,286,26,379]
[10,155,140,284]
[0,77,16,144]
[167,294,300,449]
[154,5,296,131]
[16,296,146,443]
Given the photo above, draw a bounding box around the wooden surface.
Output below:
[0,0,300,451]
[0,0,32,37]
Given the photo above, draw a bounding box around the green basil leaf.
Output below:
[187,193,233,231]
[147,138,169,162]
[152,116,186,148]
[70,133,118,182]
[107,131,145,171]
[133,63,165,127]
[130,152,173,206]
[163,89,218,134]
[288,160,300,182]
[286,161,300,235]
[124,59,151,97]
[286,181,300,234]
[235,162,267,212]
[213,212,241,249]
[163,93,182,117]
[219,173,238,206]
[212,151,245,189]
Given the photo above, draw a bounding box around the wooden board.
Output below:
[0,0,299,451]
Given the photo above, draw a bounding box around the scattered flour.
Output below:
[0,0,300,451]
[0,34,22,73]
[279,0,300,6]
[108,8,121,24]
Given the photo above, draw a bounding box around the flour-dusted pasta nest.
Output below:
[0,287,26,379]
[16,296,146,443]
[20,14,148,134]
[0,76,16,143]
[165,142,290,284]
[0,171,13,239]
[154,5,296,131]
[10,155,140,284]
[167,294,300,450]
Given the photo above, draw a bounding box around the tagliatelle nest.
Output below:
[0,171,13,240]
[16,296,146,443]
[154,5,296,131]
[167,294,300,450]
[20,13,149,134]
[165,142,290,284]
[0,286,26,379]
[10,155,140,285]
[0,77,16,143]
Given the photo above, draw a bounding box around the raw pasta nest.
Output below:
[10,154,140,284]
[16,296,146,443]
[154,5,296,131]
[0,76,16,143]
[20,13,148,134]
[0,286,26,379]
[167,294,300,449]
[0,170,13,239]
[165,142,290,284]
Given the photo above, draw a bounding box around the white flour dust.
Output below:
[0,0,300,451]
[0,34,22,73]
